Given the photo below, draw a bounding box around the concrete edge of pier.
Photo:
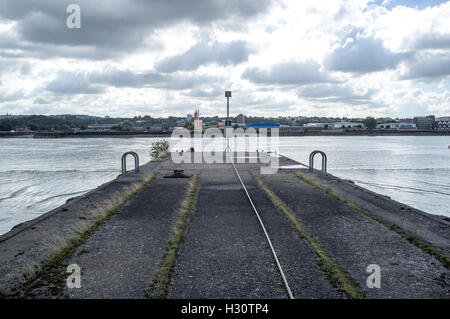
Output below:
[0,160,160,296]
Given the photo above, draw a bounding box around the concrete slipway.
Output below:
[0,153,448,299]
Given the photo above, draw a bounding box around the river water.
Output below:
[0,136,449,235]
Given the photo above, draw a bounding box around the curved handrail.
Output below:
[121,151,140,174]
[309,150,327,173]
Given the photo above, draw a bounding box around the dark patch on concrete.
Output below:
[169,167,286,299]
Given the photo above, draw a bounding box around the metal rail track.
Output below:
[230,160,294,299]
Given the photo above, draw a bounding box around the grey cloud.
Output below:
[242,61,333,85]
[33,97,49,104]
[184,88,223,98]
[89,68,164,88]
[0,90,24,102]
[0,57,30,75]
[324,33,410,73]
[0,0,272,59]
[156,40,253,73]
[410,33,450,50]
[45,72,105,95]
[298,84,376,105]
[91,67,224,90]
[155,74,224,91]
[44,67,225,95]
[400,53,450,80]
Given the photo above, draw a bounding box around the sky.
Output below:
[0,0,450,118]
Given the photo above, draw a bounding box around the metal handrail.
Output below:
[309,150,327,172]
[121,151,140,174]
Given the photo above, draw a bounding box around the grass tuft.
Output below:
[253,174,366,299]
[147,175,200,299]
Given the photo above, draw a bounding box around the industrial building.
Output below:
[413,115,435,130]
[376,122,417,130]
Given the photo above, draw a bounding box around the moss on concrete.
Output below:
[253,174,366,299]
[147,175,200,299]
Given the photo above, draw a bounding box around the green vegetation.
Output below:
[363,117,377,130]
[253,174,366,299]
[296,171,450,269]
[12,175,154,298]
[0,115,119,131]
[150,139,170,160]
[147,176,200,299]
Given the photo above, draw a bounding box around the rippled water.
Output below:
[0,136,449,235]
[0,137,156,235]
[278,136,450,219]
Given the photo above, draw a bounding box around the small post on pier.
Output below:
[121,151,140,175]
[309,150,327,173]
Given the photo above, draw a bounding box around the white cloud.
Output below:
[0,0,450,117]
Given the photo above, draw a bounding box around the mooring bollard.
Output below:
[309,150,327,173]
[121,151,140,174]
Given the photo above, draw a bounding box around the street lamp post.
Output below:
[224,91,232,153]
[225,91,232,127]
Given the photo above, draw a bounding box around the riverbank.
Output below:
[0,154,448,298]
[1,130,449,138]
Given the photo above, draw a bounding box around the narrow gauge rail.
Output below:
[230,160,294,299]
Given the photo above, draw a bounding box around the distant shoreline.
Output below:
[0,130,449,138]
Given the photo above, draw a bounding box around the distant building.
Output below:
[435,117,450,130]
[413,115,435,129]
[87,124,115,131]
[15,127,31,132]
[329,122,365,130]
[186,114,193,123]
[246,123,280,128]
[376,122,417,130]
[236,114,245,124]
[193,110,202,131]
[303,123,329,130]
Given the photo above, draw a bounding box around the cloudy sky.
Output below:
[1,0,450,118]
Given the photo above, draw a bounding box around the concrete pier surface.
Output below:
[0,153,448,299]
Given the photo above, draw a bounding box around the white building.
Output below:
[303,123,329,129]
[329,122,365,129]
[376,122,417,130]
